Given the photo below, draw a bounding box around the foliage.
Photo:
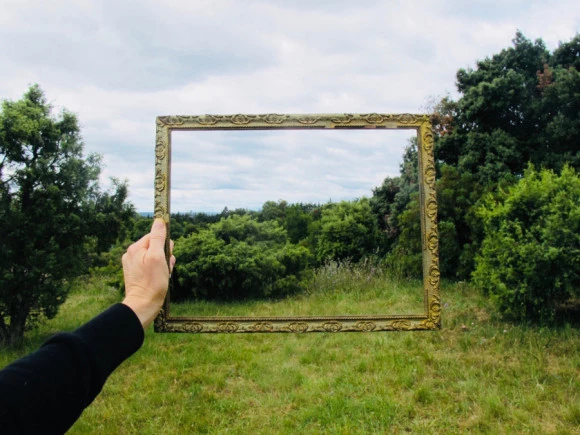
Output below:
[473,165,580,323]
[173,214,312,301]
[370,139,421,276]
[435,165,486,278]
[168,211,235,240]
[538,63,580,169]
[284,203,314,244]
[259,199,288,223]
[369,176,400,237]
[432,32,580,279]
[0,85,132,345]
[89,242,131,292]
[87,178,135,252]
[316,198,381,263]
[371,33,580,283]
[383,195,423,279]
[258,200,321,246]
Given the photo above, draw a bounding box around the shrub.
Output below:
[472,165,580,323]
[316,199,381,263]
[173,215,312,301]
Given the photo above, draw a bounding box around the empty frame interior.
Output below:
[154,114,440,333]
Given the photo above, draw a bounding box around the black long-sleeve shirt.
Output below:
[0,303,144,434]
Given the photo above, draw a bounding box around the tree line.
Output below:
[1,32,579,345]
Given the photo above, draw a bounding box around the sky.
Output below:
[1,0,578,212]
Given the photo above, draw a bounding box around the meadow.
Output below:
[1,267,579,434]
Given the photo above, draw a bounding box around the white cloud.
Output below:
[1,0,578,211]
[171,129,415,212]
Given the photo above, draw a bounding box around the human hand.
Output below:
[121,219,176,329]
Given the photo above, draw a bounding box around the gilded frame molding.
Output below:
[153,113,440,333]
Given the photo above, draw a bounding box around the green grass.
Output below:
[172,259,424,317]
[1,273,579,434]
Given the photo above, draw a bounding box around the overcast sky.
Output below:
[1,0,578,212]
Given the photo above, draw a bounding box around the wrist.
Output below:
[122,295,163,329]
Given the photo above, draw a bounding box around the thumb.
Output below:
[148,219,167,252]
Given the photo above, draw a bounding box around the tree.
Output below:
[434,165,485,278]
[259,199,288,223]
[473,165,580,323]
[383,194,423,278]
[370,139,419,245]
[432,32,580,278]
[369,138,423,274]
[87,178,135,253]
[0,85,131,346]
[439,31,550,184]
[316,199,380,263]
[370,176,400,234]
[537,60,580,169]
[284,204,313,244]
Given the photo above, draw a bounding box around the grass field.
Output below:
[1,270,579,434]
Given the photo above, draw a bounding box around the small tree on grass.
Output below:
[473,165,580,323]
[0,85,131,346]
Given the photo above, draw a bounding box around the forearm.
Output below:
[0,304,144,434]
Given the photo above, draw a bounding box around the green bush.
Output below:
[174,214,312,301]
[382,196,422,279]
[88,241,128,292]
[473,165,580,323]
[316,199,381,263]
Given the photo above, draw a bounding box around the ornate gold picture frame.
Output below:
[154,113,440,333]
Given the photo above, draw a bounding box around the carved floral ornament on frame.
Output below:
[153,113,440,333]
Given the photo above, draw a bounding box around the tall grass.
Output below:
[305,258,424,314]
[1,266,579,434]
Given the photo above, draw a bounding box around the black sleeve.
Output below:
[0,303,144,434]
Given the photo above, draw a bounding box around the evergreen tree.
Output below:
[0,85,132,345]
